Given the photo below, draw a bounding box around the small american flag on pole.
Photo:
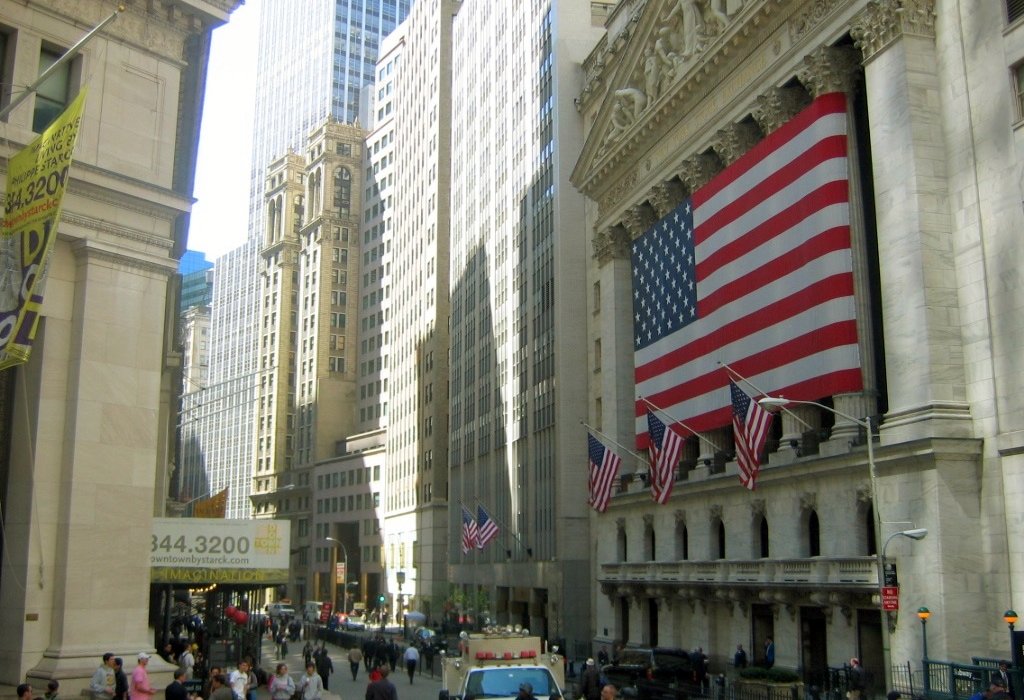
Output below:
[632,92,862,443]
[476,505,499,548]
[587,433,622,512]
[646,409,685,504]
[730,380,773,490]
[461,505,478,554]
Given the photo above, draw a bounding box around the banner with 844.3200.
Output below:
[150,518,291,585]
[0,89,87,370]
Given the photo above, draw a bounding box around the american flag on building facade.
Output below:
[730,380,772,490]
[587,433,622,512]
[476,505,499,548]
[632,92,862,444]
[646,409,685,504]
[461,504,478,554]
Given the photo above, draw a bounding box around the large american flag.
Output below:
[460,505,478,554]
[476,505,499,548]
[632,92,862,442]
[587,433,622,512]
[646,409,685,504]
[730,380,772,490]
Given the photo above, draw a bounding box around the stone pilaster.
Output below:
[850,0,971,442]
[711,121,762,166]
[752,86,811,135]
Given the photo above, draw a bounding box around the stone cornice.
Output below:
[61,213,173,251]
[69,237,178,277]
[850,0,936,63]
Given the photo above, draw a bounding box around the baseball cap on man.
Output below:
[138,653,151,661]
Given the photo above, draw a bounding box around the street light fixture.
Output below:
[1005,610,1018,665]
[325,537,349,617]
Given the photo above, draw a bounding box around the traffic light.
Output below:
[378,594,386,604]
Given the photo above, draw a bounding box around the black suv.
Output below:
[601,648,696,700]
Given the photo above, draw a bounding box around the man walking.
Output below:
[165,669,189,700]
[846,658,866,700]
[130,654,157,700]
[580,659,602,700]
[734,645,748,670]
[348,646,364,681]
[315,646,333,691]
[91,653,117,700]
[403,644,420,684]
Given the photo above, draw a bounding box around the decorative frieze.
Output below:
[797,45,862,99]
[850,0,936,63]
[752,86,811,135]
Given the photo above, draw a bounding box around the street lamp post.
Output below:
[1005,610,1018,668]
[758,396,927,690]
[917,607,931,696]
[397,570,406,629]
[325,537,349,617]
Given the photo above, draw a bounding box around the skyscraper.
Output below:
[191,0,412,520]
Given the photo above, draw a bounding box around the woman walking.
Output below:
[299,663,324,700]
[269,664,295,700]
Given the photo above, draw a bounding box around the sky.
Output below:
[187,0,261,260]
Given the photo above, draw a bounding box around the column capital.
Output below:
[649,180,686,218]
[622,202,658,238]
[593,227,632,265]
[851,0,936,63]
[752,86,811,135]
[678,153,721,193]
[712,121,762,166]
[798,45,862,99]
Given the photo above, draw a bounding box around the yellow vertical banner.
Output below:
[0,89,88,369]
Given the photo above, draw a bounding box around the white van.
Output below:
[303,601,323,623]
[266,602,297,620]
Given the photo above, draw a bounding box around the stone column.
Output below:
[850,0,972,443]
[774,405,821,461]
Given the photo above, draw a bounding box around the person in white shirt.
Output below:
[228,661,251,700]
[403,645,420,685]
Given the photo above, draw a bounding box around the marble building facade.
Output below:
[572,0,1024,682]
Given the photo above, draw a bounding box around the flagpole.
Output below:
[580,421,647,463]
[639,396,723,452]
[717,360,813,430]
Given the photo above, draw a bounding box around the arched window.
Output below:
[758,515,769,558]
[712,518,726,559]
[309,168,322,216]
[807,511,821,556]
[644,522,656,562]
[334,166,352,215]
[266,198,278,244]
[676,522,689,560]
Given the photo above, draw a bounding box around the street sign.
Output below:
[882,586,900,611]
[884,562,899,587]
[320,601,333,624]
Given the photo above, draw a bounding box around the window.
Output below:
[34,47,71,133]
[1010,0,1024,24]
[1014,62,1024,122]
[0,29,14,113]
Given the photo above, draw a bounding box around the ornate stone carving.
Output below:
[650,180,686,217]
[709,503,723,520]
[674,509,687,524]
[851,0,936,63]
[798,45,862,99]
[752,86,811,135]
[855,484,872,505]
[799,491,817,512]
[712,121,762,166]
[622,202,659,238]
[598,169,639,217]
[593,227,632,265]
[790,0,843,41]
[616,517,627,532]
[678,153,721,193]
[749,498,766,517]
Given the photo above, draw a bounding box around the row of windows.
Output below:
[316,491,380,514]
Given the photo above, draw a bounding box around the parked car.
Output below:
[340,614,366,630]
[601,648,695,700]
[266,603,297,621]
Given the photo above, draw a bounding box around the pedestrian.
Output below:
[229,661,251,700]
[734,645,748,669]
[846,658,865,700]
[580,658,602,700]
[17,684,32,700]
[763,638,775,669]
[349,647,364,681]
[994,662,1015,699]
[269,664,295,700]
[114,659,129,700]
[517,683,537,700]
[303,641,314,669]
[299,662,324,700]
[276,629,289,660]
[369,666,383,684]
[204,667,223,700]
[209,675,233,700]
[45,680,60,700]
[91,653,118,700]
[130,653,157,700]
[597,648,609,667]
[315,646,333,691]
[180,646,196,681]
[166,669,190,700]
[600,686,619,700]
[365,666,398,700]
[404,644,420,684]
